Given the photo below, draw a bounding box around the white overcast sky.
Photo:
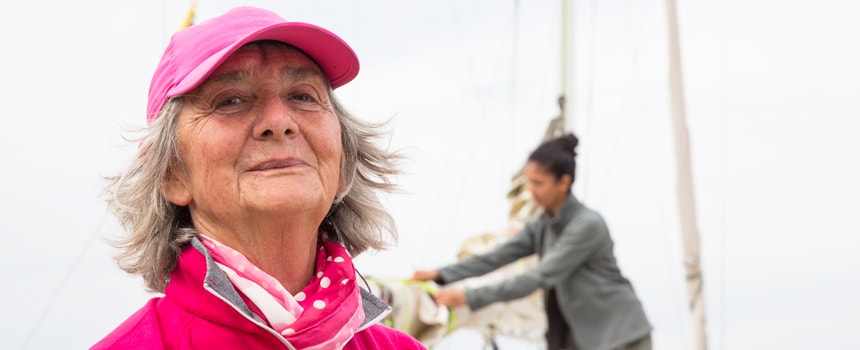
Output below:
[1,0,858,349]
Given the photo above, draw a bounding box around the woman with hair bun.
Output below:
[413,133,652,350]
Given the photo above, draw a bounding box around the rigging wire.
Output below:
[437,2,521,250]
[625,4,687,348]
[591,0,648,204]
[415,0,468,265]
[646,116,691,350]
[415,0,463,264]
[560,0,571,126]
[161,0,167,46]
[21,1,178,347]
[581,0,598,202]
[719,0,729,348]
[418,0,515,264]
[19,212,108,349]
[592,0,690,348]
[509,0,519,169]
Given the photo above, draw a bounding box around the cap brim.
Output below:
[171,22,359,98]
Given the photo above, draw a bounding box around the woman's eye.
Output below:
[205,94,252,116]
[217,96,244,108]
[291,92,316,103]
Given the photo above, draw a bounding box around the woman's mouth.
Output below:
[250,158,308,172]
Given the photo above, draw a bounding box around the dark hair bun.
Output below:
[558,133,579,156]
[527,132,579,185]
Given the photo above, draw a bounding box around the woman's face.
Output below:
[525,161,570,213]
[164,44,343,230]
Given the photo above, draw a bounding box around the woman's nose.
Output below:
[253,96,298,140]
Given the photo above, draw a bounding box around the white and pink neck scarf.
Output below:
[199,234,365,350]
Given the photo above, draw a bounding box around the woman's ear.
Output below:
[163,170,192,206]
[338,154,346,193]
[333,152,352,204]
[560,174,573,192]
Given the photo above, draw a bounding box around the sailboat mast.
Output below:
[665,0,708,349]
[560,0,571,127]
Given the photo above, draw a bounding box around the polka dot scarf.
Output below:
[199,234,365,350]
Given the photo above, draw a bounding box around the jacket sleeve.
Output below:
[464,211,608,310]
[90,299,165,350]
[437,223,537,285]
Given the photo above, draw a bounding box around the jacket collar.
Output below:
[188,237,391,329]
[542,194,584,233]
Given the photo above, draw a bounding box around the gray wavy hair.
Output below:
[106,93,399,293]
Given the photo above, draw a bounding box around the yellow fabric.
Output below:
[179,1,197,29]
[364,278,454,346]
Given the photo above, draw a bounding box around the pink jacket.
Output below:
[93,239,425,350]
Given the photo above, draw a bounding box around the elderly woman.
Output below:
[93,6,424,350]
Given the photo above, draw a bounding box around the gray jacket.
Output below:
[438,195,651,350]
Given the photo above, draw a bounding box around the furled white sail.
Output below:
[665,0,708,348]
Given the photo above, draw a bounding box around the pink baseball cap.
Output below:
[146,6,359,123]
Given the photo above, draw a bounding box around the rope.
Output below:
[582,0,598,201]
[19,212,107,349]
[719,0,729,348]
[590,0,652,204]
[422,0,519,265]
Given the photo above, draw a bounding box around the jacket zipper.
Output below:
[203,284,296,350]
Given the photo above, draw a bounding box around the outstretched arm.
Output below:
[464,212,608,310]
[435,223,539,285]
